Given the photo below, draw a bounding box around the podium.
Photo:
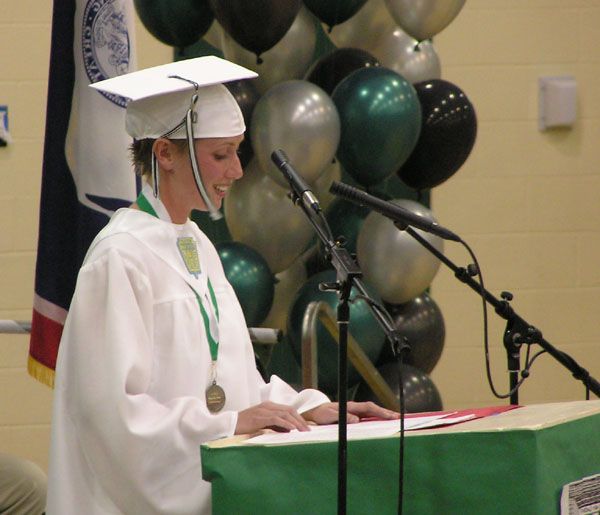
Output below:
[201,401,600,514]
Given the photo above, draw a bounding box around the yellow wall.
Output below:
[1,1,599,473]
[431,2,600,409]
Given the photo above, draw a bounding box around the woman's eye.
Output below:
[214,154,227,161]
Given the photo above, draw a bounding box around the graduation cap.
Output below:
[91,55,257,139]
[91,56,258,219]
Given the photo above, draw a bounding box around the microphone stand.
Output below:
[286,192,409,515]
[396,222,600,403]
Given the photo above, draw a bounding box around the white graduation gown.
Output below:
[46,206,329,515]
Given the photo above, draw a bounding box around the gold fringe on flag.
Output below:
[27,355,55,389]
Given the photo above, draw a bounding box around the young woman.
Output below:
[46,57,397,514]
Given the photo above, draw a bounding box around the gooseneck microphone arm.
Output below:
[402,224,600,402]
[329,179,600,403]
[270,151,410,515]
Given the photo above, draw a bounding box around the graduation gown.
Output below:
[46,201,329,514]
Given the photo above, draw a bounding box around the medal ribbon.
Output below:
[136,189,220,363]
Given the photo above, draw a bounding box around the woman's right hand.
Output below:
[235,401,310,435]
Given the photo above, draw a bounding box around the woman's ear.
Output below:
[152,138,177,171]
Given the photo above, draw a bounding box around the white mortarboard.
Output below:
[91,56,258,139]
[91,56,257,221]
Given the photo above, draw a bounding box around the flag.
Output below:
[28,0,138,387]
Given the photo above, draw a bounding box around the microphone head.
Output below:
[271,149,289,168]
[329,180,344,194]
[329,180,362,202]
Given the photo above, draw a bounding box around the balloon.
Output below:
[216,241,275,326]
[356,199,443,304]
[225,159,314,274]
[370,29,441,84]
[287,270,386,396]
[384,0,466,41]
[312,158,342,211]
[190,207,231,244]
[378,293,445,373]
[221,7,318,94]
[332,67,421,186]
[323,197,370,256]
[398,79,477,190]
[134,0,214,48]
[303,0,368,30]
[305,48,379,96]
[251,80,340,187]
[203,19,223,50]
[261,257,307,331]
[369,172,427,205]
[328,0,396,52]
[354,362,443,412]
[208,0,301,58]
[267,333,302,387]
[224,79,260,167]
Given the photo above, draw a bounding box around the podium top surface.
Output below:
[411,399,600,436]
[204,400,600,449]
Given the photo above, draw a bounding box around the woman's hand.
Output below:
[235,401,310,435]
[302,401,400,425]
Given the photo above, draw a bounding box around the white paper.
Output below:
[244,413,476,446]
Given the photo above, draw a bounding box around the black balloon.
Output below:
[305,48,379,96]
[134,0,214,48]
[379,293,445,373]
[224,79,260,167]
[303,0,367,29]
[354,362,443,413]
[208,0,301,58]
[398,79,477,190]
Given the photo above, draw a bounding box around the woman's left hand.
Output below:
[302,401,400,425]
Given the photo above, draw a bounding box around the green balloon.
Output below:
[216,241,275,327]
[332,67,422,186]
[324,197,371,257]
[287,270,385,397]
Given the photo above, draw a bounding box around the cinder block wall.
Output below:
[431,2,600,408]
[1,2,598,472]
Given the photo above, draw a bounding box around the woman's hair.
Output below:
[129,138,188,179]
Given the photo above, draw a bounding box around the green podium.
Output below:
[202,401,600,514]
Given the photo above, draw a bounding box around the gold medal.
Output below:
[206,382,226,413]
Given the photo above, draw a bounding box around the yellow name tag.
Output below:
[177,237,201,278]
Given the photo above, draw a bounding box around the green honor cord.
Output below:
[136,192,158,219]
[136,191,220,361]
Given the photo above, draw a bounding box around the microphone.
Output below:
[271,149,321,213]
[329,181,461,242]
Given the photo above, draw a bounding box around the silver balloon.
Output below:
[203,19,223,50]
[371,28,441,84]
[356,200,443,304]
[221,7,317,95]
[251,80,340,187]
[261,257,307,331]
[225,159,314,274]
[312,158,342,211]
[384,0,466,41]
[328,0,396,52]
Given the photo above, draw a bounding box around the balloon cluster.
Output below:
[135,0,476,411]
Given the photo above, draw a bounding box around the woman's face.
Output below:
[174,134,244,211]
